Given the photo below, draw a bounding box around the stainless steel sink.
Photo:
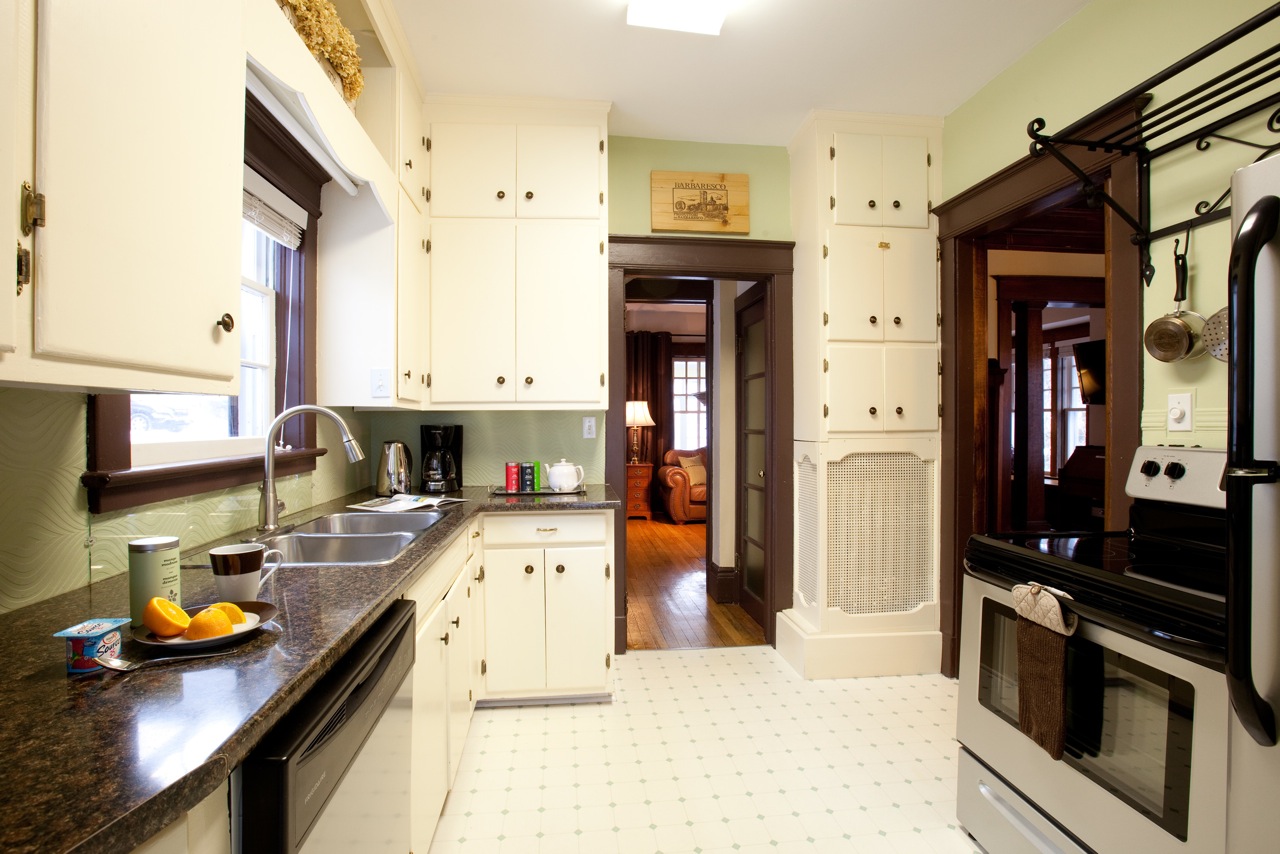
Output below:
[258,531,418,566]
[291,511,444,535]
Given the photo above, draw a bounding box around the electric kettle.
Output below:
[376,441,413,496]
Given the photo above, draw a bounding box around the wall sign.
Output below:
[650,171,750,234]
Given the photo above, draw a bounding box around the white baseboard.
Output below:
[776,610,942,679]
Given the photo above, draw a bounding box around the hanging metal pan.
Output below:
[1204,306,1230,361]
[1143,247,1208,362]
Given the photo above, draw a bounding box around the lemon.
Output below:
[143,597,191,637]
[208,601,247,625]
[185,608,234,640]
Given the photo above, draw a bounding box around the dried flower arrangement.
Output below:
[277,0,364,102]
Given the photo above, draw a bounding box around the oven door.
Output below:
[958,574,1227,854]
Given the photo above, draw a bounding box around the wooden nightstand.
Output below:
[626,462,654,520]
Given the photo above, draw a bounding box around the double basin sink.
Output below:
[254,511,444,566]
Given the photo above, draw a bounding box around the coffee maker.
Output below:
[420,424,462,493]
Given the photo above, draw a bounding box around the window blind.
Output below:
[242,190,303,250]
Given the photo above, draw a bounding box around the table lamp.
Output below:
[625,401,655,464]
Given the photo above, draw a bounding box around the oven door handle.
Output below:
[1226,192,1280,747]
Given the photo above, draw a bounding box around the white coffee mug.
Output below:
[209,543,284,602]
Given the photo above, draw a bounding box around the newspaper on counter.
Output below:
[347,494,468,512]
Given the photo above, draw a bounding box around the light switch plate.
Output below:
[371,369,391,399]
[1168,391,1193,432]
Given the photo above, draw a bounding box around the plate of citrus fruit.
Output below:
[132,597,279,649]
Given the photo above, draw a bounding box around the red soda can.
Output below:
[505,461,520,492]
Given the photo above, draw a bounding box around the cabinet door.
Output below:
[429,123,516,217]
[429,219,516,403]
[827,228,884,342]
[544,546,607,691]
[444,574,472,787]
[1,4,16,357]
[516,125,601,219]
[398,79,428,209]
[483,548,547,694]
[880,136,930,229]
[34,0,242,386]
[881,229,937,343]
[883,346,938,432]
[515,220,604,403]
[396,192,428,403]
[832,133,884,227]
[466,523,485,706]
[411,601,449,854]
[827,345,885,433]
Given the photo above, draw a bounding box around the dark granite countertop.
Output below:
[0,485,618,853]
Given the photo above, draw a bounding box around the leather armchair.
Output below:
[657,448,708,524]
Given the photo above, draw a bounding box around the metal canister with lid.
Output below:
[128,536,181,627]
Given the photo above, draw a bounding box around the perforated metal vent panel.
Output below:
[796,456,819,607]
[827,452,935,615]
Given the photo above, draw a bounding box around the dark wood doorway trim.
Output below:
[608,236,795,653]
[933,102,1145,677]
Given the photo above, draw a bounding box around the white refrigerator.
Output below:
[1226,152,1280,850]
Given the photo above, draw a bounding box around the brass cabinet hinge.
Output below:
[481,658,487,675]
[599,139,605,153]
[822,244,828,259]
[938,404,944,417]
[823,312,829,326]
[823,358,829,373]
[426,372,432,388]
[829,145,835,160]
[605,653,611,669]
[823,404,829,418]
[599,192,604,205]
[423,239,431,253]
[600,372,605,387]
[937,361,943,376]
[476,565,485,582]
[829,196,836,210]
[599,241,604,254]
[21,183,45,236]
[937,312,942,327]
[927,152,932,167]
[605,563,610,579]
[469,689,473,702]
[16,242,30,295]
[425,137,432,152]
[423,187,431,202]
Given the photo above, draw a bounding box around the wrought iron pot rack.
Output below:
[1026,2,1280,284]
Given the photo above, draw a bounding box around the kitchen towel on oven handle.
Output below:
[1012,583,1078,760]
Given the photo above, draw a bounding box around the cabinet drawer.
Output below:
[627,478,647,490]
[483,512,607,546]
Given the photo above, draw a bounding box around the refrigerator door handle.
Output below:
[1226,193,1280,747]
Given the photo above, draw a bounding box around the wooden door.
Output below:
[736,287,769,628]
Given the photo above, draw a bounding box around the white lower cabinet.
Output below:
[443,572,472,786]
[481,512,614,701]
[128,780,230,854]
[827,345,938,433]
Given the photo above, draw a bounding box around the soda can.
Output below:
[519,461,535,492]
[505,461,520,492]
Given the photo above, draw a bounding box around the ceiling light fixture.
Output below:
[626,0,728,36]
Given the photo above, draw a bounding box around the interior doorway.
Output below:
[607,236,795,654]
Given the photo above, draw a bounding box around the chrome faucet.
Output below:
[258,404,365,532]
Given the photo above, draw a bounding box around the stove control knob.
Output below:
[1164,461,1187,480]
[1140,460,1162,477]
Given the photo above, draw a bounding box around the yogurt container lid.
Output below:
[54,618,130,638]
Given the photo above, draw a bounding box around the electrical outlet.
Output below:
[371,369,391,398]
[1168,391,1193,432]
[582,416,596,439]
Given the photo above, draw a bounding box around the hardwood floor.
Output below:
[625,518,766,650]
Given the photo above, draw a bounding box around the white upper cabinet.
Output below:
[827,228,936,343]
[31,0,243,388]
[396,190,429,402]
[2,3,18,359]
[398,79,429,209]
[429,123,602,219]
[832,133,930,229]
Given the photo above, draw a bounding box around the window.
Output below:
[82,93,328,512]
[1043,343,1089,476]
[673,356,707,449]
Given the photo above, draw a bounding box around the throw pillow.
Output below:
[678,455,707,486]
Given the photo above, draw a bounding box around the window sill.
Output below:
[82,448,325,514]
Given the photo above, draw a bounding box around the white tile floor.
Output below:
[430,646,981,853]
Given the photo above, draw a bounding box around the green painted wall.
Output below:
[608,136,791,240]
[943,0,1276,448]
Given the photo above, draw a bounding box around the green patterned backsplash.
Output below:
[0,388,607,614]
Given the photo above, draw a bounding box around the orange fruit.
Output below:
[185,608,234,640]
[143,597,191,637]
[208,601,246,625]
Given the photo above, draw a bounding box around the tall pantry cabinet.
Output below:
[780,112,944,681]
[425,98,610,408]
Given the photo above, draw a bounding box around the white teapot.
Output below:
[543,459,585,492]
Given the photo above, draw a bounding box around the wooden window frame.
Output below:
[82,94,329,513]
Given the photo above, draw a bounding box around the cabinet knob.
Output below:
[524,565,535,574]
[893,316,902,325]
[896,407,904,415]
[869,315,877,325]
[555,564,565,574]
[215,313,235,333]
[441,632,450,645]
[867,199,876,209]
[869,407,878,415]
[497,376,506,385]
[525,376,533,385]
[525,191,534,200]
[452,616,460,627]
[497,190,506,199]
[404,158,413,170]
[403,370,411,379]
[892,199,901,209]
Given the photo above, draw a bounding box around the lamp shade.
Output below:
[625,400,656,428]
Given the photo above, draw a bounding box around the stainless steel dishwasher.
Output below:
[235,599,415,853]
